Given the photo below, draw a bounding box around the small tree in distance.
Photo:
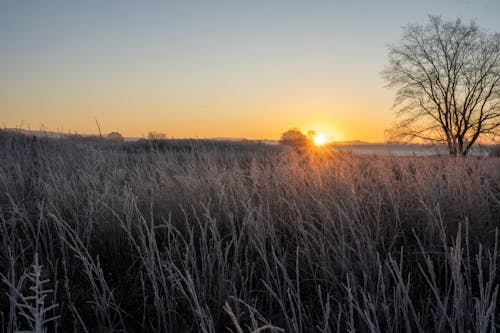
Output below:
[279,128,311,147]
[383,16,500,156]
[107,132,124,143]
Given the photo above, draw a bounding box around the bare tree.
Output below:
[383,16,500,156]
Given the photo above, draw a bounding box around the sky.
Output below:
[1,0,499,141]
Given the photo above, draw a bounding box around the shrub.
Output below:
[279,128,310,147]
[107,132,124,142]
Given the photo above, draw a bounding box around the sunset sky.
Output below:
[1,1,499,141]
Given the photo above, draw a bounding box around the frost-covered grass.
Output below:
[0,130,499,332]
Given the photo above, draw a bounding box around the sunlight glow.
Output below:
[313,133,328,146]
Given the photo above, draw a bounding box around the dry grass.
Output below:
[0,130,499,332]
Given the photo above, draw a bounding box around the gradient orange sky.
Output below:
[1,1,499,141]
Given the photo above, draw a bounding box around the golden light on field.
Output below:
[313,133,328,146]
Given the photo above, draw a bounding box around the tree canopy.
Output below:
[279,128,311,147]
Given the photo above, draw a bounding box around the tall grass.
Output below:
[0,130,499,332]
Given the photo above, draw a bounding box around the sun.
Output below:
[313,133,328,146]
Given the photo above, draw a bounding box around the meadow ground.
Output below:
[1,130,499,332]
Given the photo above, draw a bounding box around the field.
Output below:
[1,130,499,332]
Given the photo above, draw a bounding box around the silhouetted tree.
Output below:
[383,16,500,156]
[107,132,124,143]
[279,128,310,147]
